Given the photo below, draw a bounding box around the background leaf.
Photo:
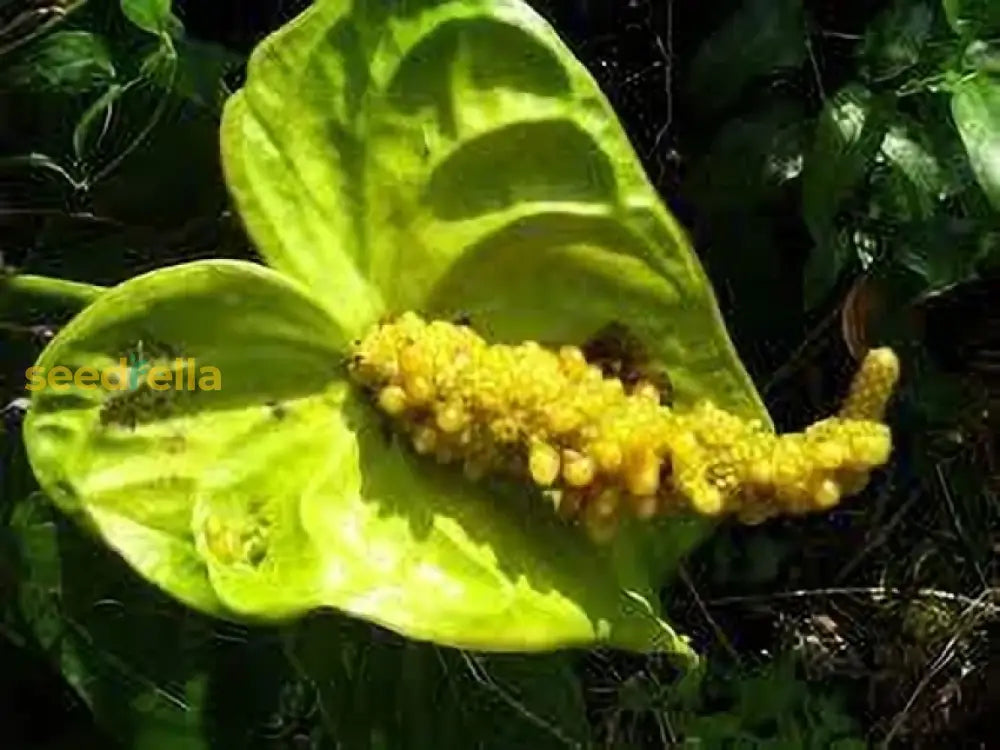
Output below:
[951,73,1000,211]
[120,0,182,39]
[860,0,936,81]
[801,85,887,305]
[942,0,1000,38]
[688,0,805,114]
[3,30,115,94]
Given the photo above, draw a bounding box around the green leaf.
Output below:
[877,119,949,218]
[8,493,321,749]
[951,74,1000,211]
[24,260,343,618]
[688,0,805,113]
[26,0,774,658]
[685,101,808,211]
[120,0,183,39]
[964,40,1000,75]
[881,126,946,196]
[4,31,116,94]
[860,0,935,81]
[20,259,696,658]
[894,217,986,289]
[286,614,592,748]
[801,85,887,303]
[173,39,242,113]
[803,85,887,242]
[221,0,767,423]
[943,0,1000,37]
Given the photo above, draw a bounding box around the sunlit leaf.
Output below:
[23,259,703,659]
[4,30,115,94]
[688,0,805,113]
[951,74,1000,211]
[26,0,773,658]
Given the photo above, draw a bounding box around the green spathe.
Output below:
[24,0,770,660]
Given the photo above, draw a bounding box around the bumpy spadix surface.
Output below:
[23,0,865,658]
[351,314,897,539]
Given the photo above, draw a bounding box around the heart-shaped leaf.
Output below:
[221,0,767,422]
[26,0,772,658]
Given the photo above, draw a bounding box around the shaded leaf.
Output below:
[286,613,592,749]
[943,0,1000,37]
[963,40,1000,75]
[8,493,324,749]
[4,30,115,94]
[878,120,948,218]
[120,0,183,39]
[801,85,887,304]
[688,0,805,113]
[803,231,853,308]
[951,73,1000,211]
[172,38,242,113]
[685,100,808,211]
[803,85,887,242]
[894,216,984,289]
[859,0,935,81]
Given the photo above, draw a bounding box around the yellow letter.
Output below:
[49,366,72,391]
[24,366,46,391]
[102,359,129,391]
[198,367,222,391]
[148,366,171,391]
[76,366,98,390]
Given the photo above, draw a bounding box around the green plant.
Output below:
[5,0,1000,747]
[16,0,780,664]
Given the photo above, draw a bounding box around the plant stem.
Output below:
[1,274,105,308]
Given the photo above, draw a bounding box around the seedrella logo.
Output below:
[24,342,222,393]
[126,350,151,391]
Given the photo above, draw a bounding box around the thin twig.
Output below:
[679,565,739,661]
[646,0,673,160]
[804,21,827,102]
[708,586,1000,615]
[835,485,921,583]
[880,591,991,747]
[460,652,581,748]
[935,462,989,589]
[763,304,842,396]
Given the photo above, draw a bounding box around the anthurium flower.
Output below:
[25,0,800,664]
